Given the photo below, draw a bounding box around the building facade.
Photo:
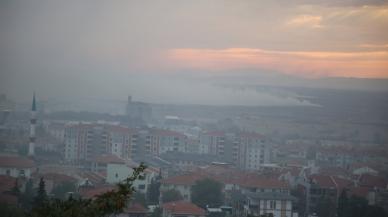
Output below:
[199,131,272,170]
[246,192,298,217]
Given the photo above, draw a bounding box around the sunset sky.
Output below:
[1,0,388,103]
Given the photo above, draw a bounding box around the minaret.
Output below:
[28,93,36,156]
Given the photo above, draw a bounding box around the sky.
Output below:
[1,0,388,106]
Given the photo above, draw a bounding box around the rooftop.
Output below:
[125,203,147,214]
[247,192,297,201]
[0,155,35,168]
[161,173,205,186]
[0,175,16,193]
[79,185,115,199]
[92,154,125,164]
[163,201,205,216]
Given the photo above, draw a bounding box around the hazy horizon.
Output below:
[1,0,388,105]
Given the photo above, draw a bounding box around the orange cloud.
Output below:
[166,48,388,78]
[359,43,388,49]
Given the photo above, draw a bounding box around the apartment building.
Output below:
[64,124,133,162]
[199,131,272,170]
[64,123,187,162]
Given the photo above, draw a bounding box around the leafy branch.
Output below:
[30,163,147,217]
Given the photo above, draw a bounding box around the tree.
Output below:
[316,196,336,217]
[30,163,147,217]
[147,178,161,204]
[20,178,34,210]
[337,194,387,217]
[365,205,388,217]
[33,177,47,207]
[191,178,223,208]
[337,189,348,217]
[0,202,26,217]
[161,189,183,203]
[51,181,77,199]
[344,195,368,217]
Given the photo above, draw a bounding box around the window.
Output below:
[138,184,145,189]
[6,169,11,176]
[19,170,25,176]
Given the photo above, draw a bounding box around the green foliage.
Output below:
[51,181,77,200]
[147,178,161,204]
[336,193,387,217]
[33,177,47,207]
[20,179,34,210]
[345,195,368,217]
[161,189,183,203]
[337,189,348,217]
[191,178,224,208]
[365,205,388,217]
[29,163,147,217]
[315,196,336,217]
[0,203,26,217]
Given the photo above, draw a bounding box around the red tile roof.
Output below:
[162,170,289,190]
[331,176,353,190]
[126,203,147,213]
[0,175,16,193]
[161,173,205,186]
[92,154,125,164]
[163,201,205,216]
[0,156,35,168]
[203,131,225,137]
[153,129,186,137]
[359,174,387,189]
[348,186,370,198]
[240,176,289,189]
[79,185,115,199]
[40,173,77,184]
[319,167,350,178]
[309,175,352,190]
[310,175,336,188]
[77,171,105,184]
[0,194,17,205]
[105,125,132,134]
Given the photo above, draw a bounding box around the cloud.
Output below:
[296,0,388,7]
[360,43,388,49]
[166,48,388,78]
[1,0,388,103]
[286,15,323,28]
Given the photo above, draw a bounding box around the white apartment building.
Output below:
[0,155,35,178]
[246,192,298,217]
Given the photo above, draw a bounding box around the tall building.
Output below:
[125,96,152,125]
[199,131,272,170]
[239,132,271,170]
[64,124,109,162]
[28,93,37,156]
[63,123,188,162]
